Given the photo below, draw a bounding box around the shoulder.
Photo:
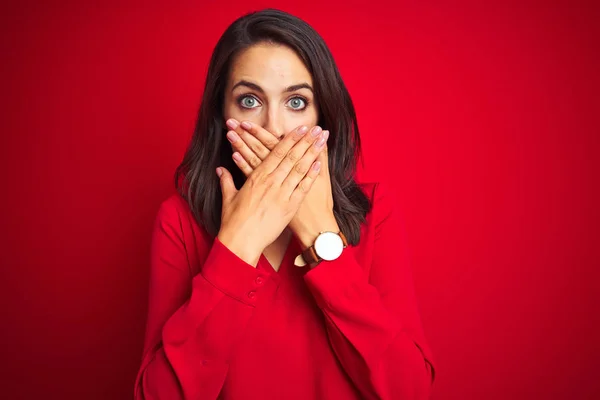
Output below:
[152,192,199,243]
[357,180,400,215]
[152,193,211,274]
[149,194,189,247]
[154,193,193,224]
[355,180,407,239]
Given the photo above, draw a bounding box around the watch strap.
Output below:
[295,231,348,267]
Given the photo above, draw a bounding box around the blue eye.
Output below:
[287,97,307,110]
[239,96,260,109]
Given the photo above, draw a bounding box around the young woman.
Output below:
[135,8,435,400]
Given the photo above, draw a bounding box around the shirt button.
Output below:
[247,291,256,299]
[255,276,264,285]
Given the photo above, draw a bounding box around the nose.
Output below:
[263,107,285,139]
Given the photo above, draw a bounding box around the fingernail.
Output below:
[226,119,238,129]
[322,130,329,141]
[310,126,322,137]
[315,134,326,148]
[216,167,223,177]
[297,126,308,135]
[226,131,238,143]
[241,121,252,130]
[312,161,321,171]
[232,152,242,162]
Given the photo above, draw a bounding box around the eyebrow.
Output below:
[232,80,313,93]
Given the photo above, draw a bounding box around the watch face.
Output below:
[314,231,344,261]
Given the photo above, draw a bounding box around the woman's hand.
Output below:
[225,119,340,251]
[216,124,328,267]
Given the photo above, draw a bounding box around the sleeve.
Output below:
[303,182,435,400]
[134,199,270,400]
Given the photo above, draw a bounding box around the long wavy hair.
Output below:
[175,8,372,245]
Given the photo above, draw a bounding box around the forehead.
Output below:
[228,44,313,89]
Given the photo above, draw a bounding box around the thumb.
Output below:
[216,167,236,203]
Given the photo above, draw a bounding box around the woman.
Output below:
[135,8,435,400]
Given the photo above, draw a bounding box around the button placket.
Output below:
[247,274,265,301]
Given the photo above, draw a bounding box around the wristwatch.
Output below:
[294,231,348,267]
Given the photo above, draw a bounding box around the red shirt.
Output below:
[134,181,435,399]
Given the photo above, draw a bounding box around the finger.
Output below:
[317,131,329,175]
[216,166,237,203]
[271,126,324,183]
[289,160,322,204]
[280,129,328,195]
[240,120,280,150]
[226,119,270,160]
[231,151,253,177]
[226,129,262,169]
[256,124,310,175]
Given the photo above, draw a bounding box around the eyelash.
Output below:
[236,94,310,111]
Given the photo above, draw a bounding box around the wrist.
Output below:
[294,226,346,269]
[293,217,340,251]
[217,230,262,267]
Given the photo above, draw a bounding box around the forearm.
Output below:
[136,237,272,399]
[305,251,434,399]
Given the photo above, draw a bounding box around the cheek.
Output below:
[222,101,237,122]
[284,108,319,132]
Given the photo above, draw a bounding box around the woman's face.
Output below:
[223,44,319,139]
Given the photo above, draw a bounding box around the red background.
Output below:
[1,1,598,399]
